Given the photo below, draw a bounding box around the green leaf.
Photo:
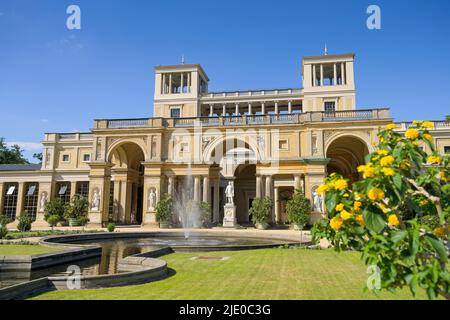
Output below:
[393,174,403,192]
[424,234,448,262]
[391,230,408,244]
[363,209,386,234]
[325,193,337,214]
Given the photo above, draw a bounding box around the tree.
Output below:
[0,138,29,164]
[312,121,449,300]
[286,189,311,229]
[33,152,43,163]
[250,197,273,226]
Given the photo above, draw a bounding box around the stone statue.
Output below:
[312,190,323,213]
[39,192,48,212]
[225,181,234,205]
[92,189,100,211]
[148,188,156,211]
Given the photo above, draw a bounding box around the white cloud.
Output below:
[6,141,42,151]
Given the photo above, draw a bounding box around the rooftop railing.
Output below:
[94,108,390,129]
[394,120,450,131]
[202,88,303,99]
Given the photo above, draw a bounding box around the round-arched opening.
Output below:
[326,136,369,183]
[108,142,146,225]
[233,164,256,224]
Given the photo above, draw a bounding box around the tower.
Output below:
[153,64,209,118]
[301,53,356,112]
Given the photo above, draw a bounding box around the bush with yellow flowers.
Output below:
[312,121,449,300]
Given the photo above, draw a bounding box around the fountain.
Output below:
[172,162,203,240]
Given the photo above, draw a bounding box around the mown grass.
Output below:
[31,248,429,300]
[0,244,62,256]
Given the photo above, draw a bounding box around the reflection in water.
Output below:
[1,236,292,289]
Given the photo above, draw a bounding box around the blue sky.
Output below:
[1,0,450,161]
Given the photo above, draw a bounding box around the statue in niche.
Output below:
[225,181,234,205]
[39,192,48,212]
[312,189,323,213]
[148,188,157,211]
[92,189,101,211]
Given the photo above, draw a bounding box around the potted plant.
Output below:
[64,195,89,227]
[47,215,60,231]
[44,198,65,227]
[17,211,33,232]
[155,194,173,229]
[250,197,273,230]
[286,189,311,230]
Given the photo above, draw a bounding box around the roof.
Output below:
[0,164,42,171]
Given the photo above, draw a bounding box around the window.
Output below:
[278,139,289,150]
[170,107,181,118]
[324,101,336,112]
[83,154,91,162]
[3,183,18,221]
[444,146,450,154]
[62,154,70,162]
[56,182,71,205]
[76,182,89,198]
[24,183,39,221]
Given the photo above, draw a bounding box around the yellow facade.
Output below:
[1,53,449,228]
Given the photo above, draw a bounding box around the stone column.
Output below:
[256,175,262,198]
[235,103,239,116]
[320,64,324,86]
[87,163,112,228]
[274,101,279,114]
[187,72,191,92]
[248,103,252,115]
[180,73,184,93]
[265,176,272,198]
[261,102,265,115]
[333,63,337,85]
[294,175,301,191]
[209,105,214,116]
[341,63,345,85]
[222,104,227,116]
[169,73,172,93]
[70,181,77,199]
[15,182,25,220]
[202,176,210,204]
[274,186,280,224]
[213,178,220,223]
[194,176,200,202]
[313,64,316,86]
[288,101,292,114]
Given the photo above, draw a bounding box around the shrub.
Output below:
[155,194,173,223]
[64,195,88,221]
[250,197,273,225]
[17,212,32,232]
[44,198,65,222]
[200,202,212,227]
[77,215,90,226]
[312,121,449,300]
[107,223,115,232]
[286,189,311,228]
[47,215,60,229]
[0,214,11,239]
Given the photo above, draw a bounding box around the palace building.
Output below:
[1,52,449,228]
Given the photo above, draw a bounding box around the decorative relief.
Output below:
[312,134,318,155]
[202,136,216,151]
[256,135,265,151]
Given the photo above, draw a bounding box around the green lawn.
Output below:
[31,248,428,300]
[0,244,62,256]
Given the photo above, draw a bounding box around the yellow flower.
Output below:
[368,188,385,202]
[334,179,348,191]
[432,227,445,237]
[423,133,432,141]
[330,172,337,177]
[340,210,353,221]
[357,165,366,173]
[379,203,390,214]
[381,167,395,176]
[388,214,400,227]
[385,123,396,130]
[317,184,328,193]
[330,217,343,231]
[343,193,349,198]
[353,201,362,211]
[377,149,389,156]
[419,199,428,206]
[354,192,361,201]
[363,167,375,178]
[335,203,345,212]
[427,155,441,165]
[405,129,419,140]
[422,121,434,129]
[355,214,365,226]
[440,171,450,182]
[380,155,395,166]
[400,160,411,170]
